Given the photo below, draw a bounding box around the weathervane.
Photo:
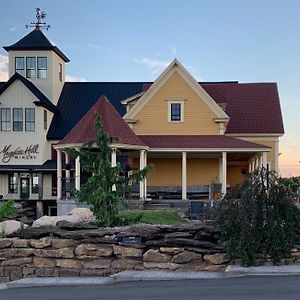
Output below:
[26,8,51,31]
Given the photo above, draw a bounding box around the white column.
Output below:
[57,149,62,200]
[262,152,268,168]
[65,152,70,199]
[221,152,227,194]
[139,150,145,199]
[144,151,148,199]
[75,154,81,191]
[274,139,279,172]
[182,152,187,200]
[249,160,252,173]
[111,148,117,192]
[259,154,263,169]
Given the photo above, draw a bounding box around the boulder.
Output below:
[204,253,228,265]
[32,208,96,227]
[0,220,27,236]
[143,249,171,263]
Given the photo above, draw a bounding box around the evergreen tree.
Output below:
[67,116,152,226]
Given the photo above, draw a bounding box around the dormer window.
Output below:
[15,57,25,76]
[168,100,184,122]
[26,57,36,78]
[37,57,47,78]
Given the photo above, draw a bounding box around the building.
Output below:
[0,26,284,216]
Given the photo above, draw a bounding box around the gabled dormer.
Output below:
[3,28,69,105]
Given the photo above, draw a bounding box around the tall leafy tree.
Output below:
[67,116,152,226]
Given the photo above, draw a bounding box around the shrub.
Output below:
[216,169,300,266]
[0,200,16,220]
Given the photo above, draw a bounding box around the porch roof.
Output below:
[138,135,271,151]
[57,95,146,148]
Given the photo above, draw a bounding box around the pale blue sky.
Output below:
[0,0,299,176]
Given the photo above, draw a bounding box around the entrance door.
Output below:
[20,178,30,199]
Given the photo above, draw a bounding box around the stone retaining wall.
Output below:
[0,223,228,282]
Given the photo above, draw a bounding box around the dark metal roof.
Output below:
[47,82,150,140]
[3,29,69,62]
[0,73,58,113]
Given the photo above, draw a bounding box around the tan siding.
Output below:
[227,165,247,187]
[132,72,219,135]
[0,174,8,197]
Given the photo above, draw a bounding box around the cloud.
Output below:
[134,58,170,75]
[66,75,88,82]
[0,55,8,81]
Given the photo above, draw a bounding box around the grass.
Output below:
[117,210,186,225]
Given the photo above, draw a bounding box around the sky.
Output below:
[0,0,299,177]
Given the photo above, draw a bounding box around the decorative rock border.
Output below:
[0,223,229,282]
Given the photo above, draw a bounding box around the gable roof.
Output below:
[138,135,271,150]
[47,80,284,140]
[124,59,230,121]
[0,73,58,113]
[3,29,69,62]
[58,95,145,147]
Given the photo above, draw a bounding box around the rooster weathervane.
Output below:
[26,8,51,31]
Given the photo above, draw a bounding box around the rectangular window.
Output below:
[32,173,39,194]
[8,173,18,194]
[44,110,47,130]
[13,108,23,131]
[59,63,63,81]
[25,108,35,132]
[37,57,47,78]
[171,103,181,121]
[15,57,25,76]
[26,57,36,78]
[1,108,11,131]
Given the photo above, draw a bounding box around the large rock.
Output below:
[143,249,171,263]
[32,208,96,227]
[113,245,144,258]
[75,244,113,257]
[204,253,228,265]
[171,251,202,264]
[0,220,26,236]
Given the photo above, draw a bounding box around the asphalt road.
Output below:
[0,275,300,300]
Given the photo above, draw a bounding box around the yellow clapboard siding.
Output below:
[227,165,248,187]
[132,72,220,135]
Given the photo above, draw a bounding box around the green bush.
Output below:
[0,200,16,220]
[216,169,300,267]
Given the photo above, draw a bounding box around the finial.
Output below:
[26,8,51,31]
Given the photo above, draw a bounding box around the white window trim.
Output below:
[168,100,185,123]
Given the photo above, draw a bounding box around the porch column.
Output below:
[262,152,268,168]
[57,149,62,200]
[75,151,81,191]
[182,152,187,200]
[144,151,148,199]
[65,152,71,199]
[139,150,145,199]
[259,154,263,169]
[111,148,117,192]
[221,152,227,194]
[249,160,252,173]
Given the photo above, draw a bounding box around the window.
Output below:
[37,57,47,78]
[8,173,18,194]
[32,173,39,194]
[15,57,25,76]
[59,63,63,81]
[25,108,35,131]
[13,108,23,131]
[1,108,11,131]
[168,101,184,122]
[26,57,36,78]
[43,110,47,130]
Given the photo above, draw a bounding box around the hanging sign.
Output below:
[0,144,39,163]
